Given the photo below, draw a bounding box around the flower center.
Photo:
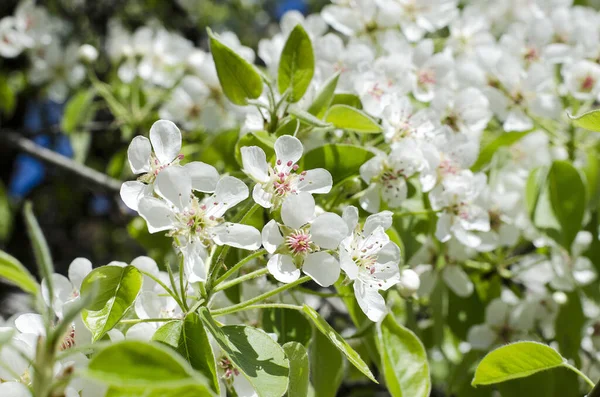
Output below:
[581,75,595,92]
[286,230,313,256]
[171,198,221,243]
[418,70,435,86]
[60,326,76,351]
[218,357,240,380]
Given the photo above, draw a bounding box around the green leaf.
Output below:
[547,160,586,250]
[235,131,276,166]
[199,308,289,397]
[302,305,377,383]
[525,167,548,218]
[307,73,339,118]
[331,93,362,109]
[153,314,220,394]
[62,89,96,134]
[472,130,533,171]
[287,106,331,128]
[23,202,54,298]
[496,366,580,397]
[325,105,382,133]
[301,144,374,185]
[278,24,314,102]
[262,308,312,346]
[310,324,344,397]
[106,384,214,397]
[85,340,213,394]
[582,147,600,208]
[0,250,38,295]
[275,118,300,137]
[283,342,310,397]
[0,74,15,116]
[554,292,585,368]
[81,265,143,342]
[0,181,11,242]
[208,28,263,105]
[200,130,239,171]
[472,341,565,386]
[569,108,600,132]
[377,315,430,397]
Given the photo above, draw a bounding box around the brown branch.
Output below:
[2,131,122,192]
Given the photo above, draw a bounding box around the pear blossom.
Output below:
[339,206,401,321]
[262,193,348,287]
[136,167,261,282]
[562,59,600,101]
[381,98,437,143]
[241,135,332,209]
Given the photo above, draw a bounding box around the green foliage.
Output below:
[325,105,382,133]
[472,130,533,171]
[262,308,312,346]
[199,308,290,397]
[62,88,96,134]
[208,29,263,105]
[301,144,374,185]
[278,24,314,103]
[302,305,377,383]
[307,73,339,118]
[0,250,39,295]
[85,340,214,395]
[153,314,220,394]
[283,342,310,397]
[377,315,431,397]
[235,131,276,166]
[472,342,565,386]
[569,108,600,131]
[554,292,585,368]
[80,265,143,342]
[23,202,54,298]
[310,324,344,397]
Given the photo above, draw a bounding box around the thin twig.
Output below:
[2,130,122,191]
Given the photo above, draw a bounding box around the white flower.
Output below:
[562,59,600,101]
[241,135,332,209]
[0,17,29,58]
[431,87,492,137]
[41,257,92,319]
[397,269,421,298]
[262,193,348,287]
[429,171,490,248]
[339,206,401,322]
[137,167,261,282]
[359,139,427,213]
[381,97,437,143]
[410,39,454,102]
[78,44,98,63]
[467,298,536,350]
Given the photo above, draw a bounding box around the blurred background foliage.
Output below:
[0,0,329,280]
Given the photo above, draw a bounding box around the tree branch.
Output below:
[2,131,122,192]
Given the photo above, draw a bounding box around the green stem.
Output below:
[140,270,184,310]
[564,363,595,389]
[213,249,267,286]
[213,267,269,293]
[211,276,311,316]
[212,303,302,317]
[589,379,600,397]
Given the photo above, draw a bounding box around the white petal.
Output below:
[126,323,156,341]
[262,220,283,254]
[354,282,387,322]
[127,136,151,174]
[485,299,509,327]
[208,176,249,218]
[15,313,45,335]
[435,213,452,243]
[210,223,261,250]
[120,181,152,211]
[274,135,303,168]
[252,183,273,208]
[68,258,92,291]
[339,247,358,280]
[467,325,496,350]
[184,162,219,193]
[281,192,315,229]
[233,373,258,397]
[138,197,176,233]
[442,265,474,298]
[359,184,381,214]
[363,211,393,236]
[155,166,192,210]
[267,254,301,283]
[149,120,182,164]
[297,169,333,194]
[130,256,159,275]
[182,241,208,282]
[0,382,32,397]
[310,213,348,250]
[342,206,359,233]
[302,252,340,287]
[241,146,270,183]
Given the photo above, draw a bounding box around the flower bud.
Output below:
[398,268,420,298]
[78,44,98,63]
